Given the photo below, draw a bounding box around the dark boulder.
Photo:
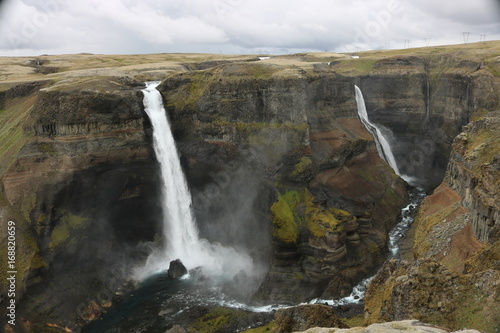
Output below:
[168,259,188,279]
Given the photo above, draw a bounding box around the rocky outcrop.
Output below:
[445,111,500,242]
[364,111,500,332]
[364,259,500,332]
[295,320,481,333]
[410,183,481,273]
[254,139,406,302]
[272,304,347,333]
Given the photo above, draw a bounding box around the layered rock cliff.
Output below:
[364,111,500,332]
[0,42,499,332]
[156,64,407,302]
[0,77,163,331]
[153,44,500,304]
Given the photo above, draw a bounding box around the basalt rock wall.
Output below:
[364,111,500,332]
[0,78,162,331]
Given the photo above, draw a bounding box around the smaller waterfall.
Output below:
[307,87,429,307]
[425,75,431,122]
[354,85,418,186]
[354,85,401,175]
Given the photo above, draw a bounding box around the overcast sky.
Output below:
[0,0,499,56]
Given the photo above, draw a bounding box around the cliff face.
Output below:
[157,65,407,302]
[446,112,500,242]
[364,111,500,332]
[155,47,499,302]
[355,54,498,189]
[0,43,499,331]
[0,77,162,330]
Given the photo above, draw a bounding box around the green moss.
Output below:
[366,239,381,254]
[36,213,46,234]
[412,269,499,332]
[0,192,44,297]
[188,72,208,103]
[470,108,490,121]
[225,63,278,79]
[343,315,365,328]
[30,253,47,270]
[20,192,37,222]
[0,95,36,177]
[166,70,217,111]
[291,157,312,177]
[36,142,57,156]
[413,201,461,258]
[452,291,490,331]
[383,185,401,204]
[271,189,354,242]
[364,273,399,324]
[37,213,46,223]
[235,122,267,132]
[463,125,500,173]
[248,63,272,79]
[49,212,86,249]
[330,207,352,217]
[359,167,374,182]
[305,191,348,237]
[331,58,377,75]
[62,212,86,228]
[271,190,301,243]
[306,210,340,237]
[49,224,70,249]
[189,307,249,333]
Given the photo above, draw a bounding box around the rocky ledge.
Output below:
[253,305,480,333]
[295,320,480,333]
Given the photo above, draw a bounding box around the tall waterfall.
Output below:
[142,82,199,264]
[138,82,254,281]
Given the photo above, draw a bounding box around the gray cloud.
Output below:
[0,0,499,55]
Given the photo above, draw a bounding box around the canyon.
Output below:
[0,42,499,332]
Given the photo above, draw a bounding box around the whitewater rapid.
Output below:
[310,188,425,307]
